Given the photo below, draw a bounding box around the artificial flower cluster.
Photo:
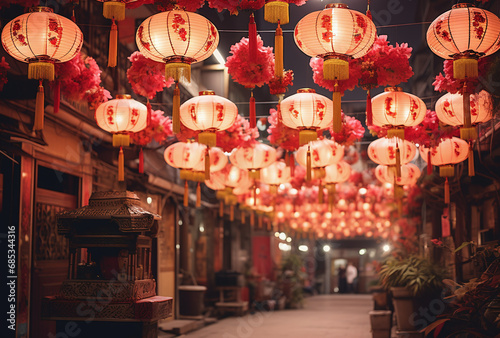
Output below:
[130,109,173,146]
[127,51,174,100]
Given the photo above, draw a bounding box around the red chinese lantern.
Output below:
[225,164,252,220]
[230,143,277,180]
[323,161,351,208]
[294,3,376,132]
[280,88,333,145]
[368,137,416,177]
[136,10,219,133]
[260,161,292,194]
[164,141,205,206]
[375,163,420,186]
[427,4,500,139]
[95,95,148,181]
[419,137,469,203]
[371,87,426,139]
[1,6,83,131]
[295,139,344,181]
[192,146,227,182]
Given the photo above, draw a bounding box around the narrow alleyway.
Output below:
[182,294,373,338]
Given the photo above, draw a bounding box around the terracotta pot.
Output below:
[390,287,423,336]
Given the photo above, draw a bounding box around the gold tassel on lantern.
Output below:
[264,1,289,24]
[28,61,54,81]
[439,165,455,177]
[328,184,336,211]
[118,146,124,182]
[460,84,477,140]
[274,21,284,79]
[205,147,211,181]
[108,19,117,67]
[166,61,191,84]
[306,145,312,181]
[468,142,475,177]
[332,80,342,133]
[183,181,189,207]
[112,133,130,147]
[172,82,180,134]
[249,169,260,180]
[34,80,45,131]
[299,129,318,146]
[444,177,450,204]
[196,182,201,208]
[103,1,126,21]
[388,128,405,140]
[323,56,349,81]
[453,55,478,80]
[198,131,217,147]
[395,142,401,178]
[318,182,324,204]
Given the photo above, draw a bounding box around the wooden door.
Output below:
[30,187,76,337]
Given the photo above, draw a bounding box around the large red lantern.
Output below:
[1,6,83,131]
[427,4,500,140]
[136,10,219,133]
[295,139,344,181]
[95,95,148,181]
[371,87,426,139]
[368,137,416,177]
[294,3,376,132]
[230,143,277,180]
[280,88,333,145]
[419,137,469,203]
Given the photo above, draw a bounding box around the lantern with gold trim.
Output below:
[95,94,148,182]
[323,161,351,209]
[368,137,416,178]
[136,10,219,133]
[260,161,292,194]
[419,137,469,204]
[280,88,333,145]
[1,6,83,131]
[294,3,376,132]
[295,139,344,181]
[230,143,277,180]
[427,4,500,140]
[371,87,426,140]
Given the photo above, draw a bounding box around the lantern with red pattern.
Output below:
[95,95,148,181]
[427,4,500,140]
[260,161,292,194]
[230,143,277,180]
[375,163,420,186]
[323,161,351,208]
[368,137,416,177]
[136,10,219,133]
[371,87,426,140]
[280,88,333,145]
[419,137,469,203]
[1,6,83,131]
[294,3,376,132]
[192,146,227,182]
[295,139,344,181]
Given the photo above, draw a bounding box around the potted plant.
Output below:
[279,253,305,309]
[379,255,449,335]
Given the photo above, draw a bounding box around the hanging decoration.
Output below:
[295,3,376,132]
[164,141,206,206]
[226,35,274,128]
[375,163,420,186]
[0,57,10,92]
[295,139,344,181]
[136,10,219,133]
[269,69,294,99]
[427,4,500,140]
[230,142,277,180]
[419,137,469,204]
[156,0,205,12]
[368,137,416,177]
[127,51,174,100]
[329,112,365,147]
[280,88,333,145]
[207,0,266,15]
[267,107,302,151]
[1,6,83,131]
[432,58,491,95]
[260,161,292,194]
[322,161,351,209]
[53,52,111,112]
[371,87,426,140]
[95,95,148,181]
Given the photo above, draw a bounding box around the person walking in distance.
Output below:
[346,262,357,293]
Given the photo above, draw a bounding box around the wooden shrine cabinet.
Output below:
[42,191,172,338]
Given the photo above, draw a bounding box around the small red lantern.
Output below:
[192,146,227,182]
[371,87,426,139]
[280,88,333,145]
[368,137,416,177]
[230,143,277,180]
[375,163,420,186]
[294,3,376,132]
[323,161,351,208]
[260,161,292,194]
[95,95,148,181]
[1,6,83,131]
[295,139,344,181]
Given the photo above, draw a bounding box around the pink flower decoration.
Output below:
[0,57,10,91]
[432,58,490,94]
[226,35,274,88]
[329,112,365,147]
[269,70,294,96]
[127,51,174,100]
[130,109,173,146]
[208,0,265,14]
[155,0,205,11]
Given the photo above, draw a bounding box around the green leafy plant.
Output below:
[279,253,305,309]
[379,255,448,298]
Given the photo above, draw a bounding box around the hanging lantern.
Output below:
[1,6,83,131]
[95,95,148,181]
[136,10,219,133]
[164,141,205,206]
[294,3,376,132]
[419,137,469,204]
[371,87,426,140]
[205,170,228,217]
[230,143,277,180]
[280,88,333,145]
[180,91,238,147]
[427,4,500,140]
[260,161,292,194]
[323,161,351,209]
[375,163,420,186]
[295,139,344,181]
[368,137,416,177]
[224,164,252,221]
[192,146,227,182]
